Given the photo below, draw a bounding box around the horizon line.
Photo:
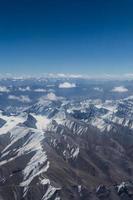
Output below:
[0,72,133,80]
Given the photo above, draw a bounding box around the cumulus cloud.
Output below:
[34,88,46,92]
[59,82,76,88]
[0,86,10,92]
[111,86,128,93]
[38,92,63,103]
[47,92,58,101]
[8,95,31,103]
[18,86,31,91]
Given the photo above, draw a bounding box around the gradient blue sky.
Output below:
[0,0,133,76]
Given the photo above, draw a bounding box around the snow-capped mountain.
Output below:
[0,78,133,200]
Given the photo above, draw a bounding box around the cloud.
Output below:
[57,73,83,78]
[94,87,103,92]
[111,86,128,93]
[34,88,46,92]
[124,73,133,79]
[18,86,31,91]
[47,92,58,101]
[0,86,10,92]
[47,73,83,79]
[59,82,76,88]
[8,95,31,103]
[48,88,55,93]
[68,74,83,78]
[38,92,63,103]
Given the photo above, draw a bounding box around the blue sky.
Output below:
[0,0,133,76]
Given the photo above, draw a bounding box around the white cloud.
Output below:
[111,86,128,93]
[57,73,83,78]
[18,86,31,91]
[59,82,76,88]
[56,73,66,78]
[38,92,63,103]
[68,74,83,78]
[0,86,10,92]
[47,92,58,101]
[8,95,31,103]
[34,88,46,92]
[94,87,103,92]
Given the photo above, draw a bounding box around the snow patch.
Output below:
[32,114,51,130]
[0,114,25,135]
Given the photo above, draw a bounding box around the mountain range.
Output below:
[0,77,133,200]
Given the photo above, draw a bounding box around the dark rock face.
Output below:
[117,182,133,199]
[0,118,6,128]
[23,114,37,129]
[96,185,110,199]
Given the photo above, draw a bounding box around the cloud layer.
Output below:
[8,95,31,103]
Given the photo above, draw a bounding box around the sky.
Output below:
[0,0,133,76]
